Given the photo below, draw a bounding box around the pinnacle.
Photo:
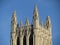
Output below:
[26,18,29,26]
[33,5,38,17]
[13,10,16,17]
[47,16,50,20]
[34,5,38,11]
[46,16,51,23]
[12,10,16,18]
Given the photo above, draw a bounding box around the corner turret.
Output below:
[45,16,51,30]
[11,10,17,33]
[11,10,17,45]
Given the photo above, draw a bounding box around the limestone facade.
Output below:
[10,5,52,45]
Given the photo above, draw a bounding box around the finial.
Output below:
[47,16,50,20]
[46,16,51,24]
[12,10,16,17]
[34,4,38,12]
[25,18,29,26]
[12,10,16,19]
[34,5,38,13]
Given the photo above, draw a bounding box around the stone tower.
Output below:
[10,5,52,45]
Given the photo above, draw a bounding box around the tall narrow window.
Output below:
[23,36,26,45]
[17,37,20,45]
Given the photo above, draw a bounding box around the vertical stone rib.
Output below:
[26,36,29,45]
[19,20,24,45]
[20,37,23,45]
[26,31,30,45]
[19,32,24,45]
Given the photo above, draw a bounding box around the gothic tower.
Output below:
[10,5,52,45]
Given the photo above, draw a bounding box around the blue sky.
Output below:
[0,0,60,45]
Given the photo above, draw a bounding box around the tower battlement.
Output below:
[10,5,52,45]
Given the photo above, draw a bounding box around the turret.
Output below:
[11,10,17,33]
[44,16,52,45]
[33,5,39,29]
[25,18,30,35]
[45,16,51,30]
[33,5,41,45]
[11,10,17,45]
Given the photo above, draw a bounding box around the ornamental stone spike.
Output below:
[45,16,51,30]
[25,18,29,26]
[11,10,17,24]
[33,5,38,17]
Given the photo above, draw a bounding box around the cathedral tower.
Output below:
[10,5,52,45]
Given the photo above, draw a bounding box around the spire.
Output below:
[25,18,29,26]
[33,5,39,29]
[11,10,17,24]
[12,10,16,18]
[33,5,38,18]
[11,10,17,33]
[45,16,51,29]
